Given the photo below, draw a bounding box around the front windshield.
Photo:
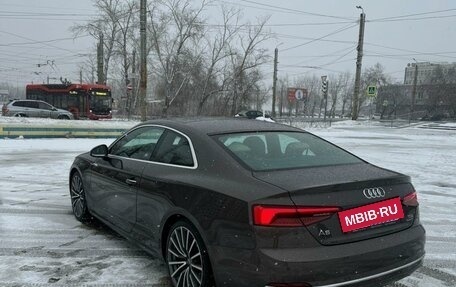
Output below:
[90,94,111,113]
[216,131,363,171]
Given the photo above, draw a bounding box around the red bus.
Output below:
[26,83,113,120]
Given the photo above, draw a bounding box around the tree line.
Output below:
[71,0,455,120]
[72,0,271,118]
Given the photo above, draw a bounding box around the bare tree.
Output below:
[359,63,391,114]
[196,6,241,115]
[228,17,271,115]
[72,0,129,83]
[328,72,352,118]
[340,72,353,117]
[112,1,138,117]
[423,66,456,118]
[149,0,209,117]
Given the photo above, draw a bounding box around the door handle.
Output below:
[125,178,137,186]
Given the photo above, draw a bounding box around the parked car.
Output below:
[1,99,74,119]
[235,110,272,119]
[69,118,425,287]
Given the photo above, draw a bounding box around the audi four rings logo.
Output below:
[363,187,386,199]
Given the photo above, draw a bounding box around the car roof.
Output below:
[12,99,43,102]
[140,118,300,135]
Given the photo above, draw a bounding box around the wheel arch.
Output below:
[69,166,82,185]
[58,114,70,119]
[159,210,210,261]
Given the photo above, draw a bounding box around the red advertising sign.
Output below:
[287,88,308,102]
[338,197,404,233]
[288,88,297,102]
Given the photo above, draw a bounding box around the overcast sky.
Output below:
[1,0,455,87]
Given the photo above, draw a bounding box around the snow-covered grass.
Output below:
[0,119,455,286]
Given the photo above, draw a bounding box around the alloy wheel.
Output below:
[70,173,86,219]
[167,226,204,287]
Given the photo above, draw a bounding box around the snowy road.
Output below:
[0,123,455,286]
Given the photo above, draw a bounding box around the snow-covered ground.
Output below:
[0,120,455,286]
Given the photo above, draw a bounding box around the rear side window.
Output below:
[215,131,362,171]
[25,101,39,109]
[152,130,194,167]
[12,101,26,107]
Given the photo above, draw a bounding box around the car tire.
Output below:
[14,113,27,117]
[166,220,215,287]
[70,172,91,222]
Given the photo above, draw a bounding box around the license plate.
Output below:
[338,197,404,233]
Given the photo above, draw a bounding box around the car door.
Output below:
[90,126,165,233]
[135,128,197,250]
[19,101,35,117]
[37,102,52,118]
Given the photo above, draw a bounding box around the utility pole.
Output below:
[410,59,418,121]
[130,49,137,119]
[139,0,147,121]
[272,48,278,117]
[322,76,328,122]
[279,84,284,117]
[97,32,105,84]
[352,6,365,120]
[80,70,83,84]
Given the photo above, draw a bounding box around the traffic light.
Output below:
[322,80,328,94]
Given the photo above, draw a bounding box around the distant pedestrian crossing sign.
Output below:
[367,86,377,97]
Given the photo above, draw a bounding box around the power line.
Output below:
[320,48,357,67]
[0,17,92,22]
[282,23,358,52]
[0,4,94,12]
[201,21,356,27]
[239,0,354,20]
[0,12,96,17]
[364,50,456,60]
[293,46,357,66]
[274,33,357,45]
[0,35,90,47]
[364,42,456,61]
[0,30,82,54]
[369,14,456,23]
[369,8,456,22]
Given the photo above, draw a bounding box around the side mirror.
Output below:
[52,108,58,111]
[90,144,108,158]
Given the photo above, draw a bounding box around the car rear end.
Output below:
[211,130,425,287]
[249,169,425,287]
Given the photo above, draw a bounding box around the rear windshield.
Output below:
[215,131,362,171]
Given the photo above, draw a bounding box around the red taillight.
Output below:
[253,205,340,227]
[403,191,419,206]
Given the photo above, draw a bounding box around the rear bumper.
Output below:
[88,113,112,120]
[209,224,425,287]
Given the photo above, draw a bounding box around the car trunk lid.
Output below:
[252,163,417,245]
